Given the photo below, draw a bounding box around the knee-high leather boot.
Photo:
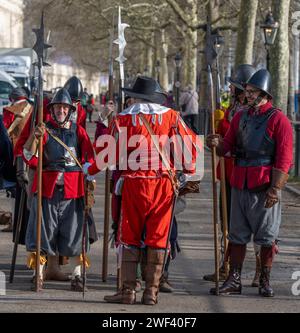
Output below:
[210,243,246,295]
[104,247,140,304]
[142,248,165,305]
[259,243,276,297]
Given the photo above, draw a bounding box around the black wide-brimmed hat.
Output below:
[47,88,76,111]
[122,76,167,104]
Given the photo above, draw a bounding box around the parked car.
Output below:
[0,70,19,115]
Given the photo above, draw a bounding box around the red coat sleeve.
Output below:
[76,125,95,164]
[3,109,14,129]
[268,112,293,173]
[77,104,87,129]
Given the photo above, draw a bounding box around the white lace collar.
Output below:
[119,103,170,115]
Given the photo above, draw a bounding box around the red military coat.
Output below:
[223,101,293,190]
[23,118,94,199]
[88,103,200,248]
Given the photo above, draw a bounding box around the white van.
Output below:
[0,70,19,114]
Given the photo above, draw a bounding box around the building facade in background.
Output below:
[0,0,101,96]
[0,0,23,48]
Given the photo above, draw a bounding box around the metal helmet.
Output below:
[47,88,76,111]
[63,76,83,101]
[246,69,272,98]
[9,87,28,102]
[228,64,256,91]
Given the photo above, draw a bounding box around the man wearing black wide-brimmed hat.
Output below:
[207,69,293,297]
[85,76,199,305]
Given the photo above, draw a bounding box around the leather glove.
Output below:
[34,123,46,138]
[265,187,279,208]
[206,134,221,148]
[206,134,224,156]
[15,156,28,190]
[265,168,289,208]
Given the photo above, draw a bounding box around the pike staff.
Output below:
[205,17,220,295]
[32,12,51,292]
[112,6,129,289]
[102,25,115,283]
[215,43,229,278]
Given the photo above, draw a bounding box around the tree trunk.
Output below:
[198,36,208,110]
[160,29,169,90]
[269,0,290,113]
[288,43,295,121]
[185,29,197,89]
[146,33,154,77]
[235,0,258,67]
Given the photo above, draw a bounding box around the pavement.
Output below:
[0,116,300,314]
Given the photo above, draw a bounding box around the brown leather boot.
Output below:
[210,243,246,295]
[104,247,140,304]
[251,253,261,287]
[142,248,164,305]
[259,245,276,297]
[203,264,228,282]
[259,267,274,297]
[44,255,70,281]
[210,266,242,295]
[0,211,12,225]
[159,272,173,293]
[71,275,88,292]
[1,212,13,232]
[1,221,13,232]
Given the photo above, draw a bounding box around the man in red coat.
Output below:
[84,76,200,305]
[204,64,259,283]
[207,69,293,297]
[1,87,33,232]
[22,88,94,291]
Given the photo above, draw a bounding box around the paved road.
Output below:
[0,117,299,313]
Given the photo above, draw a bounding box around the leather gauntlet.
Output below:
[206,134,224,156]
[265,168,289,208]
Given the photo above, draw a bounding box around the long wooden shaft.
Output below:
[208,65,220,295]
[102,73,114,282]
[35,64,43,292]
[219,157,229,277]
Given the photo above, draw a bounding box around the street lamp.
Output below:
[260,11,279,70]
[155,60,161,83]
[213,31,225,57]
[174,52,182,111]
